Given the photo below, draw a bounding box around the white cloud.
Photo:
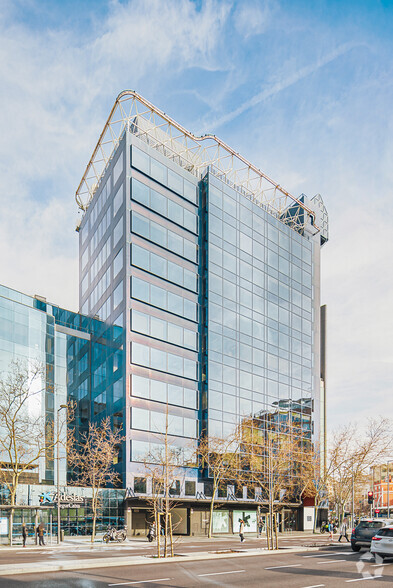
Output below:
[233,0,273,38]
[0,0,229,310]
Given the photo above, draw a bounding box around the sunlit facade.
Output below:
[77,92,329,533]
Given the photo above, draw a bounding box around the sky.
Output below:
[0,0,392,429]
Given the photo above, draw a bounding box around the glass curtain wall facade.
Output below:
[0,284,124,487]
[77,94,328,513]
[0,284,125,540]
[78,133,200,492]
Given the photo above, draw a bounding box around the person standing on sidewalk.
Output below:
[22,523,27,547]
[328,520,334,541]
[239,519,245,543]
[338,519,349,542]
[37,523,45,546]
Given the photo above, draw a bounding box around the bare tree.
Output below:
[68,417,123,542]
[143,404,188,557]
[196,433,240,539]
[239,415,305,548]
[0,360,56,544]
[327,418,392,524]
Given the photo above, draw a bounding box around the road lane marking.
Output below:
[108,579,171,586]
[303,552,348,558]
[301,585,325,588]
[317,559,348,564]
[345,577,383,583]
[265,564,302,570]
[198,570,245,577]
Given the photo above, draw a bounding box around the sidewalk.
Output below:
[0,544,326,577]
[0,530,325,550]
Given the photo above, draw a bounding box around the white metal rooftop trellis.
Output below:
[75,90,319,235]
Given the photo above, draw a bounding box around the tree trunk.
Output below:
[208,483,217,539]
[9,488,16,546]
[91,489,97,543]
[313,501,319,534]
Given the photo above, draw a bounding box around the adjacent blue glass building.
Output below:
[76,91,328,534]
[0,284,125,539]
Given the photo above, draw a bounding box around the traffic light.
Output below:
[39,494,44,504]
[368,491,374,504]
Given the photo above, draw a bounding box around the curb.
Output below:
[0,546,323,576]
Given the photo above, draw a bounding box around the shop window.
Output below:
[169,480,181,496]
[134,477,147,494]
[217,485,227,498]
[185,481,196,496]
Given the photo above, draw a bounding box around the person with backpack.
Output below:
[37,523,45,546]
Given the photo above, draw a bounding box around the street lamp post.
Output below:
[387,461,392,519]
[351,467,355,530]
[57,404,67,544]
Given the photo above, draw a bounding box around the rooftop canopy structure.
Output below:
[75,90,324,237]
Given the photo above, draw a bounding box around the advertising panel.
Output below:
[233,510,257,532]
[212,510,229,533]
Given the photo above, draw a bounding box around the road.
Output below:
[1,545,392,587]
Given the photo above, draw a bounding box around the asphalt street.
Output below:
[0,545,392,587]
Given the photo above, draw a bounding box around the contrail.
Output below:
[203,41,364,130]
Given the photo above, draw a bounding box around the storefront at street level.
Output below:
[0,484,125,543]
[125,495,305,537]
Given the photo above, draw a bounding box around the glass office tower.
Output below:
[0,284,125,539]
[77,91,328,532]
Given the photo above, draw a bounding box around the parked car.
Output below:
[351,519,393,552]
[370,525,393,560]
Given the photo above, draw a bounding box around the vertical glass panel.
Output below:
[132,244,150,270]
[113,184,123,216]
[151,159,167,184]
[132,212,150,238]
[168,322,182,346]
[150,316,166,340]
[151,379,166,402]
[132,277,149,302]
[113,155,124,186]
[113,281,123,310]
[168,169,183,194]
[150,284,164,307]
[132,178,149,206]
[132,310,149,333]
[183,180,197,203]
[132,147,150,174]
[184,209,196,233]
[113,249,123,278]
[151,190,166,216]
[113,217,123,247]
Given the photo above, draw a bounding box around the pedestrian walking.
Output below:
[22,523,27,547]
[338,519,349,542]
[328,520,334,541]
[37,523,45,546]
[239,519,245,543]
